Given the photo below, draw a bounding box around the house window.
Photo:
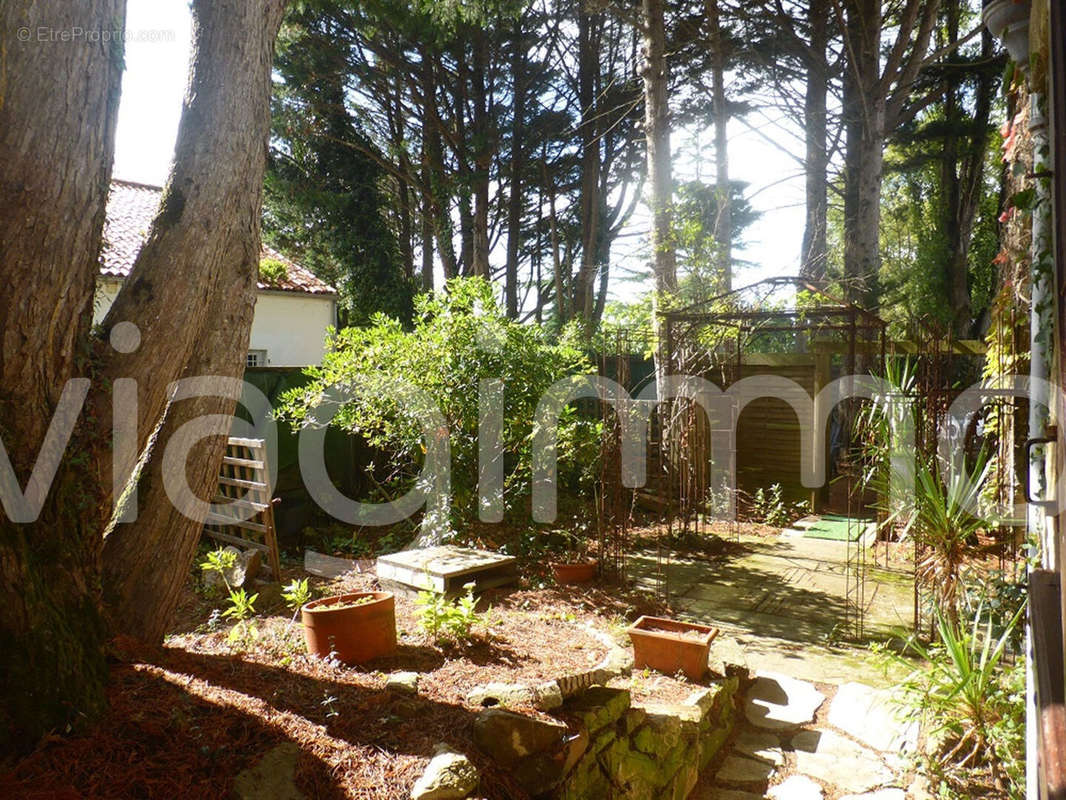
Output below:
[246,349,267,368]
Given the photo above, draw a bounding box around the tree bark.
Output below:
[706,0,731,293]
[800,0,830,282]
[0,0,286,749]
[642,0,678,298]
[841,0,883,308]
[840,0,941,308]
[944,28,996,337]
[101,0,286,642]
[101,0,287,460]
[420,50,457,281]
[642,0,677,396]
[504,16,527,318]
[0,0,126,753]
[471,28,492,280]
[574,9,603,323]
[101,256,259,643]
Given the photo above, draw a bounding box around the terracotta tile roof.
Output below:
[102,179,336,295]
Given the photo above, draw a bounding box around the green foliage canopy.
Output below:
[279,278,599,528]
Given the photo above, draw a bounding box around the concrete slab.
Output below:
[376,545,516,594]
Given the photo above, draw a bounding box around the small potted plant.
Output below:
[627,616,719,680]
[548,529,599,584]
[301,591,396,664]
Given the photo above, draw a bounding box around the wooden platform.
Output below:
[376,546,518,595]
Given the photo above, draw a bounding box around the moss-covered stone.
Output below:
[542,678,742,798]
[611,746,663,788]
[563,686,631,733]
[667,760,699,800]
[698,725,731,769]
[623,707,647,735]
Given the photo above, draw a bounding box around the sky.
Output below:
[112,0,801,303]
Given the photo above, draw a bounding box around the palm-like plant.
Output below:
[891,602,1025,794]
[907,454,992,622]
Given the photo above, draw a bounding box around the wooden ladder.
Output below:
[203,436,281,581]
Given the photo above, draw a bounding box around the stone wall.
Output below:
[469,673,746,799]
[553,676,743,799]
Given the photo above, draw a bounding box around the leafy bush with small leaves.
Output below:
[278,277,597,534]
[259,256,289,285]
[415,585,484,642]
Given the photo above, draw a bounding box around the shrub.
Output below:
[279,277,598,534]
[885,603,1025,797]
[415,585,483,642]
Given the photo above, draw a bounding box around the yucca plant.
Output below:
[890,602,1025,796]
[907,454,992,623]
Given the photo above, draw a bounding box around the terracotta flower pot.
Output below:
[550,558,598,585]
[627,615,719,680]
[301,591,396,664]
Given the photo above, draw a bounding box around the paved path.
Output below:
[628,531,915,686]
[694,673,920,799]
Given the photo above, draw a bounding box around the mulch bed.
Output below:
[1,570,656,800]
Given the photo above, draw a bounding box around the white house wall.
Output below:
[248,290,334,367]
[93,279,334,367]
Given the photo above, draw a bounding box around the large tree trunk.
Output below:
[471,28,492,280]
[100,0,286,454]
[945,29,996,338]
[0,0,126,753]
[573,9,603,323]
[706,0,731,292]
[841,0,883,308]
[642,0,677,395]
[0,0,286,750]
[420,50,457,281]
[101,261,259,643]
[101,0,286,642]
[840,0,940,309]
[800,0,830,282]
[504,16,527,319]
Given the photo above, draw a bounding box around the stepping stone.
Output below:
[828,682,918,753]
[791,730,894,795]
[715,754,776,784]
[768,775,824,800]
[733,730,784,765]
[744,672,826,730]
[839,790,906,800]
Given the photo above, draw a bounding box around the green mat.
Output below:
[801,516,871,542]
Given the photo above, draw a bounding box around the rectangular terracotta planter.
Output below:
[627,615,719,680]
